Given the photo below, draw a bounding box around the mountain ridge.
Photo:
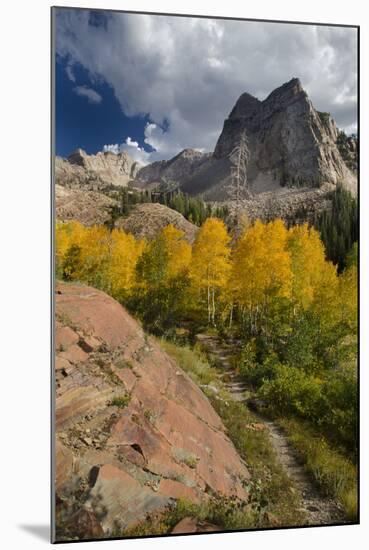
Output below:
[55,79,357,223]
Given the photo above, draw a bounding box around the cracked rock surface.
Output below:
[54,282,250,539]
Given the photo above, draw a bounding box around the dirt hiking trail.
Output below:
[198,334,347,526]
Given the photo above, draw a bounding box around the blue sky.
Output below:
[55,58,153,157]
[55,8,358,164]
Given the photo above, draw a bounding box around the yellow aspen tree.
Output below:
[160,224,191,281]
[311,260,339,333]
[190,218,231,325]
[56,221,88,280]
[264,219,292,299]
[106,229,145,300]
[55,221,85,267]
[75,225,112,286]
[288,223,328,311]
[231,219,291,333]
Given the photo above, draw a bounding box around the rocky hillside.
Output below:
[115,203,198,243]
[56,149,142,190]
[55,184,117,226]
[136,148,212,188]
[55,282,250,540]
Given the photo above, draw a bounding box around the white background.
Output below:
[0,0,367,548]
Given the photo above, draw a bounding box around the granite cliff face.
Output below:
[56,149,142,190]
[55,282,249,540]
[135,78,356,200]
[211,78,354,194]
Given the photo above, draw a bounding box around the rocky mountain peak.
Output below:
[210,78,356,195]
[56,148,142,189]
[229,92,261,120]
[67,148,87,166]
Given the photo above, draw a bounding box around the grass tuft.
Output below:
[111,395,131,408]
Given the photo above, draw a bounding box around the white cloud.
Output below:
[56,10,357,160]
[73,85,102,104]
[102,143,120,155]
[65,64,76,82]
[102,123,176,165]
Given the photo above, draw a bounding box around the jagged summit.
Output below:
[228,92,261,120]
[209,78,356,194]
[56,148,142,189]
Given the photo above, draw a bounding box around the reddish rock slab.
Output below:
[54,282,250,536]
[171,517,220,534]
[171,517,198,534]
[158,479,201,503]
[56,385,112,428]
[55,325,79,351]
[88,464,171,533]
[55,356,72,372]
[58,344,88,364]
[55,439,75,491]
[155,398,250,499]
[166,368,223,430]
[56,283,141,349]
[112,366,137,392]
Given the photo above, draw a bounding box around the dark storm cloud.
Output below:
[56,9,358,162]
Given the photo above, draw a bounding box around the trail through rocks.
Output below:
[198,335,347,526]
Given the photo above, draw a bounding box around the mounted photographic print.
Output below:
[51,6,359,543]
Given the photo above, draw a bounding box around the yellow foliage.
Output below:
[191,218,231,286]
[231,219,291,311]
[288,224,328,309]
[55,222,144,298]
[311,260,339,332]
[190,218,231,323]
[105,229,145,298]
[55,216,356,335]
[160,224,191,280]
[55,221,85,266]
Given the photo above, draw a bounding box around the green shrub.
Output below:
[258,364,324,419]
[320,365,358,453]
[111,395,131,408]
[238,344,280,388]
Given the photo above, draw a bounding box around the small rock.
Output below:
[307,505,320,512]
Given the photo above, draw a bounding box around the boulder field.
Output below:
[54,282,250,539]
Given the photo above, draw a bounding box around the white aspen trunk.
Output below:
[229,303,233,328]
[212,287,216,326]
[207,283,211,324]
